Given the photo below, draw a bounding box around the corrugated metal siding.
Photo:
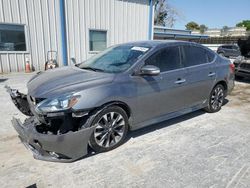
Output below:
[0,0,62,73]
[0,0,150,73]
[64,0,150,65]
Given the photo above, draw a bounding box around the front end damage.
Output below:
[6,86,96,162]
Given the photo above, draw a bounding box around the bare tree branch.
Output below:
[154,0,181,28]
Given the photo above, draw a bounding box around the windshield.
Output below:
[78,45,150,73]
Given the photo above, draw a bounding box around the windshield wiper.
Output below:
[81,67,104,72]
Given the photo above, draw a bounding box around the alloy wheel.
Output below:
[211,86,224,110]
[94,112,126,148]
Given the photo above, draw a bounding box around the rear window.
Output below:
[182,46,208,67]
[206,50,215,62]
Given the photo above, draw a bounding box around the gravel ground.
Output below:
[0,73,250,188]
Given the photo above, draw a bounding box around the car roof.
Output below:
[122,40,197,48]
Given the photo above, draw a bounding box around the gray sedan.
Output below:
[7,40,234,162]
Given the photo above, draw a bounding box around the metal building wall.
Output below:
[0,0,150,73]
[0,0,62,73]
[64,0,150,65]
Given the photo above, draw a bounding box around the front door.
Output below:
[132,45,189,124]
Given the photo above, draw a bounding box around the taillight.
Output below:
[230,63,235,73]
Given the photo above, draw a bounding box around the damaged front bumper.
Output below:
[5,86,33,116]
[6,85,96,162]
[12,117,95,162]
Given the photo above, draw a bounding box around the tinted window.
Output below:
[223,45,232,49]
[89,30,107,51]
[182,46,207,67]
[0,24,26,51]
[145,46,181,72]
[206,50,215,62]
[232,45,239,50]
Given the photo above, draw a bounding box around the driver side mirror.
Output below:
[140,65,160,76]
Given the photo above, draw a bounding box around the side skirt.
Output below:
[130,103,206,131]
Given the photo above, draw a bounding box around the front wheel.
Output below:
[89,106,129,152]
[204,84,225,113]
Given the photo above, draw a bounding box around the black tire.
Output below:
[89,106,129,153]
[204,84,225,113]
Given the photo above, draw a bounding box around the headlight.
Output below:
[35,94,80,113]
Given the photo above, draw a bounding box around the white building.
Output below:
[226,27,249,37]
[154,26,208,40]
[204,27,250,37]
[204,29,221,37]
[0,0,154,73]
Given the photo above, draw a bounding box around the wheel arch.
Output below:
[96,101,132,118]
[214,80,228,94]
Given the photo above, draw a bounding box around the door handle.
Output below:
[175,78,186,84]
[208,72,216,77]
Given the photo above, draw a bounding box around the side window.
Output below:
[0,24,27,51]
[206,50,215,62]
[182,46,207,67]
[224,45,232,49]
[232,45,239,50]
[145,46,181,72]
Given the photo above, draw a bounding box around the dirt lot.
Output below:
[0,73,250,188]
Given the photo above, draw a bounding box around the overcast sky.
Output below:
[169,0,250,29]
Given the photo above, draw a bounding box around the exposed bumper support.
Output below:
[5,85,33,116]
[12,117,95,162]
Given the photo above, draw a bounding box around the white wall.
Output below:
[0,0,151,73]
[64,0,150,65]
[0,0,63,73]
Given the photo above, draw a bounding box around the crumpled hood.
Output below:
[27,66,115,98]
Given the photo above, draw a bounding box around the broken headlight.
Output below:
[35,94,80,113]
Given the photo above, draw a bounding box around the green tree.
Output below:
[199,24,208,34]
[236,20,250,31]
[185,22,200,31]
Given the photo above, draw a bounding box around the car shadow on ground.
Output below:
[83,109,207,161]
[79,99,229,161]
[223,99,229,105]
[126,110,205,140]
[235,77,250,84]
[80,100,230,162]
[0,78,8,83]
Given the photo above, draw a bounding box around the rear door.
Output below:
[181,44,216,107]
[133,45,190,124]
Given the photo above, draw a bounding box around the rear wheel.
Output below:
[89,106,129,152]
[204,84,225,113]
